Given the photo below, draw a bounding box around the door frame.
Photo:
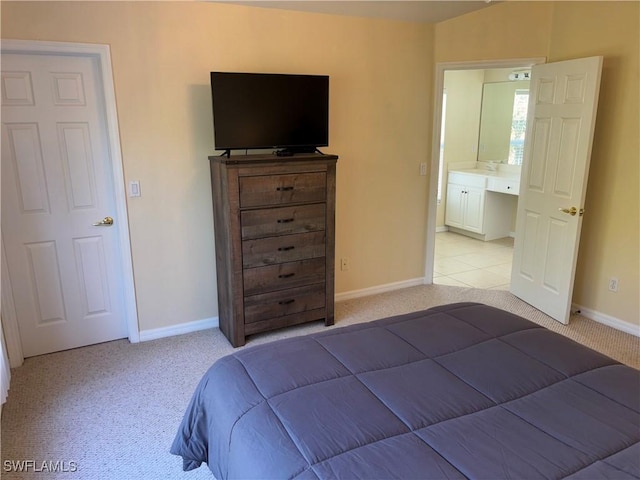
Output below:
[423,57,547,285]
[1,39,139,368]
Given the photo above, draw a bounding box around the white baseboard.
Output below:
[138,278,424,341]
[572,303,639,337]
[139,316,219,342]
[335,277,425,302]
[435,226,449,233]
[135,297,637,343]
[139,280,424,340]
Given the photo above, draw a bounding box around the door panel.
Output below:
[1,52,128,357]
[59,123,97,209]
[511,56,603,324]
[73,236,111,316]
[5,123,51,213]
[543,217,569,293]
[527,118,551,192]
[25,241,66,324]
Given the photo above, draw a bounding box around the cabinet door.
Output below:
[445,183,465,228]
[463,187,485,233]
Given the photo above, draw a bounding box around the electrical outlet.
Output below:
[608,277,619,292]
[340,258,349,271]
[419,162,427,176]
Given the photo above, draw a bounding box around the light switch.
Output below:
[129,180,141,197]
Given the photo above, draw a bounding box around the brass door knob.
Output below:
[93,216,114,226]
[558,207,584,217]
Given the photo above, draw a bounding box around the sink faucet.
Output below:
[486,161,498,171]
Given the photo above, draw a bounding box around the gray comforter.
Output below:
[171,302,640,479]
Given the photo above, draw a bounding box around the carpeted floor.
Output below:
[2,285,638,479]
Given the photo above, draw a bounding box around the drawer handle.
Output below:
[277,218,295,224]
[278,299,295,305]
[278,273,295,279]
[278,246,295,251]
[276,186,294,191]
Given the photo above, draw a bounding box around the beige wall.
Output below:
[436,69,484,227]
[2,1,637,332]
[443,70,484,166]
[436,1,639,327]
[549,2,639,328]
[1,2,433,331]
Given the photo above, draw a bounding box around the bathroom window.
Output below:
[508,89,529,165]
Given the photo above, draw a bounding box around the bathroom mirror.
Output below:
[477,81,530,165]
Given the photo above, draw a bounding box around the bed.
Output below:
[171,302,640,479]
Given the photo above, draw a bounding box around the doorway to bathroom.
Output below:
[424,58,545,292]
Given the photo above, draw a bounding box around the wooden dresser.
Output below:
[209,153,338,347]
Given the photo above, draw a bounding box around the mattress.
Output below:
[171,302,640,479]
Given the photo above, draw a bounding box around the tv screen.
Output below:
[210,72,329,152]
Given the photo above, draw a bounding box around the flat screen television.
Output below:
[210,72,329,154]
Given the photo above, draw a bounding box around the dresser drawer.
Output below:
[244,283,326,324]
[239,172,326,207]
[243,258,326,296]
[244,309,327,336]
[241,204,325,240]
[242,231,325,268]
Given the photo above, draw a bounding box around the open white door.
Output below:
[511,56,603,324]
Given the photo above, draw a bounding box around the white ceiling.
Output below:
[212,1,497,24]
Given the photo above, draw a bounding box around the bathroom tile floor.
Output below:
[433,231,514,290]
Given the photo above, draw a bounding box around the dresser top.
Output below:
[209,152,338,166]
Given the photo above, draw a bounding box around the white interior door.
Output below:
[1,52,128,357]
[511,56,603,324]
